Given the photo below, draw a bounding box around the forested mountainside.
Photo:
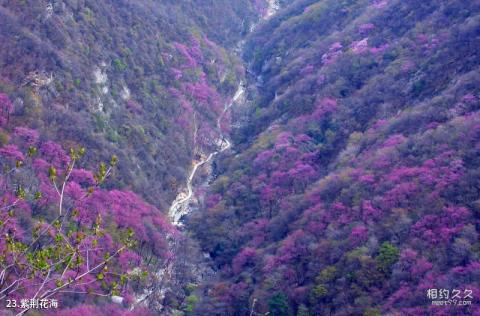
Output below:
[191,1,480,315]
[1,0,480,315]
[0,1,264,315]
[0,0,260,210]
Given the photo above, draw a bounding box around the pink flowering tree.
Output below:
[0,144,149,315]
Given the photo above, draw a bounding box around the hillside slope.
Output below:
[0,1,264,315]
[0,0,260,210]
[191,1,480,315]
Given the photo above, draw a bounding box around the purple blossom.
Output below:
[372,119,388,129]
[14,127,39,146]
[358,174,375,184]
[362,200,381,221]
[329,42,343,51]
[206,193,222,208]
[254,150,274,167]
[40,141,70,167]
[232,247,257,274]
[288,162,316,182]
[277,230,308,264]
[349,225,368,245]
[311,97,338,119]
[173,42,197,68]
[70,168,96,186]
[411,258,433,277]
[65,182,84,200]
[294,133,313,143]
[0,144,24,161]
[351,38,369,54]
[400,248,418,262]
[382,134,407,148]
[275,131,293,148]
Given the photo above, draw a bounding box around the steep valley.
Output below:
[0,1,479,316]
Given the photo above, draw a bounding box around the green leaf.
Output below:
[110,155,118,166]
[49,166,57,182]
[53,220,61,229]
[28,146,38,157]
[120,274,127,285]
[16,186,26,199]
[34,191,42,200]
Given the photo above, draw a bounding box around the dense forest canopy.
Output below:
[191,0,480,315]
